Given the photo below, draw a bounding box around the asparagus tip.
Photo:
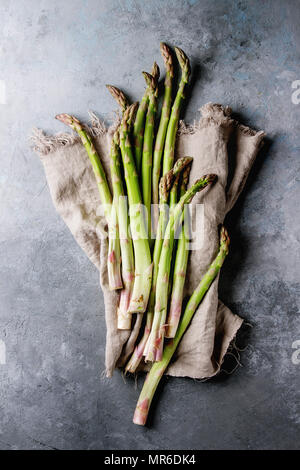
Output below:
[106,85,128,112]
[174,46,191,82]
[122,102,138,127]
[173,156,193,176]
[220,226,230,253]
[55,113,72,125]
[55,113,81,131]
[129,102,139,122]
[142,71,157,91]
[160,42,174,77]
[159,169,174,201]
[200,173,217,186]
[190,174,217,194]
[151,61,160,81]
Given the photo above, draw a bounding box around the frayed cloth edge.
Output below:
[30,111,108,156]
[31,104,265,156]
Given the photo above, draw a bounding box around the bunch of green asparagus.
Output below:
[56,43,230,426]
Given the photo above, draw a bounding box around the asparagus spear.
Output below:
[162,47,191,176]
[164,169,181,304]
[168,169,181,276]
[152,43,174,231]
[133,226,230,425]
[141,71,158,242]
[133,62,160,174]
[119,104,153,313]
[145,174,216,362]
[106,86,134,328]
[125,157,192,373]
[165,164,191,337]
[107,196,123,290]
[165,162,191,312]
[55,113,122,291]
[109,129,135,329]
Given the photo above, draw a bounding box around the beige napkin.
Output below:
[31,103,265,378]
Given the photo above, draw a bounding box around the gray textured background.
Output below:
[0,0,299,450]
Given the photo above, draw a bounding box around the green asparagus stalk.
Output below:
[106,86,134,327]
[165,162,191,307]
[162,47,191,176]
[152,43,174,233]
[133,62,160,174]
[133,226,230,426]
[144,174,216,362]
[55,114,111,213]
[165,165,191,338]
[119,104,153,313]
[107,195,123,290]
[141,71,158,242]
[125,157,192,373]
[109,129,135,329]
[55,113,123,291]
[165,170,181,302]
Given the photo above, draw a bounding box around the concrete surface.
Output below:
[0,0,299,450]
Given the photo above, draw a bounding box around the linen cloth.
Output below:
[31,103,265,378]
